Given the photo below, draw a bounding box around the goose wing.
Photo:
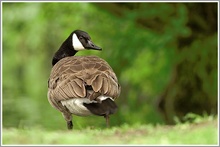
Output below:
[48,56,120,105]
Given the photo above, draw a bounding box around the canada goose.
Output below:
[47,30,120,129]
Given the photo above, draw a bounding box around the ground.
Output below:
[2,116,218,145]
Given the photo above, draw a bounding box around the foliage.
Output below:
[2,2,218,130]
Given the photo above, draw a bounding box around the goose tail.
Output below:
[83,96,118,116]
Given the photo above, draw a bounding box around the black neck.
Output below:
[52,38,77,66]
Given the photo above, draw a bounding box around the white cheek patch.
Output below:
[72,33,85,51]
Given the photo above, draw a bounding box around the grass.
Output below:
[2,115,218,145]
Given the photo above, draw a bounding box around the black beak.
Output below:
[86,40,102,51]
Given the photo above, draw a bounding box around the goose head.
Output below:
[72,30,102,51]
[52,30,102,65]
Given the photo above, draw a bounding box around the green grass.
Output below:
[2,116,218,145]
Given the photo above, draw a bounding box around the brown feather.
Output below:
[92,75,103,92]
[70,80,85,97]
[48,56,120,111]
[102,78,109,94]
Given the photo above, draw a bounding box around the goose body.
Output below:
[47,30,120,129]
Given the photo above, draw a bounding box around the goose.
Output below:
[47,30,120,130]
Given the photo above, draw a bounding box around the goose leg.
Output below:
[104,115,110,127]
[62,111,73,130]
[67,120,73,130]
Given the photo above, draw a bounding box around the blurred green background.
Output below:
[2,2,217,130]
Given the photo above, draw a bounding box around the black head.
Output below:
[52,30,102,66]
[71,30,102,51]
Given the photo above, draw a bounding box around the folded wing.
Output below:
[48,56,120,108]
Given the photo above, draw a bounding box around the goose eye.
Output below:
[79,36,83,40]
